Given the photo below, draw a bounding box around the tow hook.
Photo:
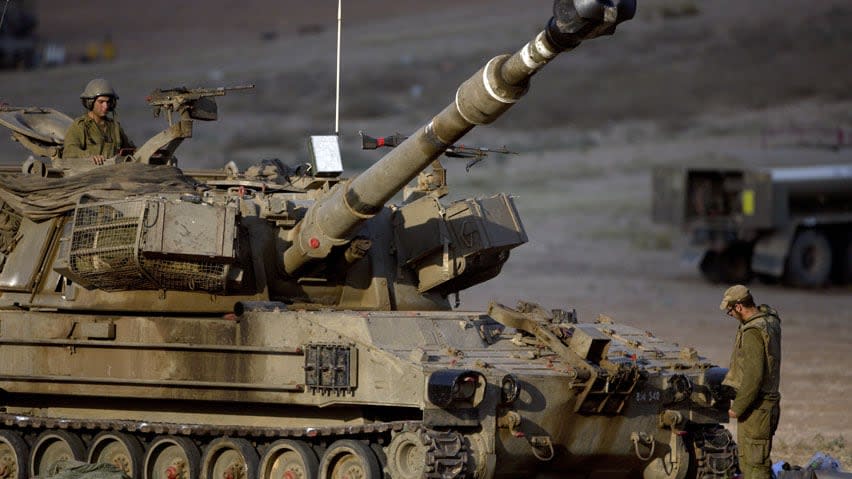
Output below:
[630,431,656,461]
[529,436,555,461]
[497,411,554,461]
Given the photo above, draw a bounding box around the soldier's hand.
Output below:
[91,155,106,165]
[728,409,737,419]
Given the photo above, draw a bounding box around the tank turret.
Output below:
[282,0,636,276]
[0,2,742,479]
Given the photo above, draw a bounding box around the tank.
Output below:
[0,1,740,478]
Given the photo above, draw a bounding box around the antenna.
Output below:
[335,0,342,135]
[0,0,12,33]
[308,0,344,175]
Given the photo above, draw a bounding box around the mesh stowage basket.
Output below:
[0,201,23,255]
[68,199,228,292]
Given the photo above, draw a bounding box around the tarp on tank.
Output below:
[0,163,200,221]
[37,460,130,479]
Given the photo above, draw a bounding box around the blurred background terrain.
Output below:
[2,0,851,468]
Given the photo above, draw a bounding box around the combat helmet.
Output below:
[80,78,119,111]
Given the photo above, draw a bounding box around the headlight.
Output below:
[427,369,486,408]
[500,374,521,405]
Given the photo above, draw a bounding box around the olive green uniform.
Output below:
[723,305,782,479]
[63,114,134,160]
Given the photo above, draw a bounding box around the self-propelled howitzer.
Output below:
[0,1,740,478]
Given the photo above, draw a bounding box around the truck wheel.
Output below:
[699,251,723,283]
[719,244,751,284]
[840,235,852,285]
[785,230,832,287]
[847,240,852,284]
[700,245,751,284]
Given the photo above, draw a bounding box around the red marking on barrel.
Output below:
[309,238,320,249]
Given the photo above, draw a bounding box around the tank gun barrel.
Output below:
[282,0,636,275]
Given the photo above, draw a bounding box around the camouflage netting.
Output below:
[37,460,130,479]
[0,163,201,222]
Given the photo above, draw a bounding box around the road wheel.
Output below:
[385,431,427,479]
[29,430,86,478]
[785,230,832,287]
[842,236,852,284]
[144,436,200,479]
[88,431,145,478]
[201,437,258,479]
[0,430,28,479]
[319,439,381,479]
[259,439,318,479]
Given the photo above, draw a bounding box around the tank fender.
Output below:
[751,223,797,277]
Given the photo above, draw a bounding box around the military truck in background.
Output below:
[0,0,38,69]
[652,163,852,286]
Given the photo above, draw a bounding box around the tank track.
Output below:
[0,412,419,439]
[1,413,478,478]
[420,428,470,478]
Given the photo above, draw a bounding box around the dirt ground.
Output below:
[2,0,851,470]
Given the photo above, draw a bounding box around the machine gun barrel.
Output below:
[361,131,518,161]
[146,84,255,107]
[282,0,636,275]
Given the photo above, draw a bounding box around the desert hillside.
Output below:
[2,0,851,468]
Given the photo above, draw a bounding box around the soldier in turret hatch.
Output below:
[720,285,782,479]
[63,78,135,165]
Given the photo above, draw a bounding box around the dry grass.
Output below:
[774,435,851,471]
[658,2,701,20]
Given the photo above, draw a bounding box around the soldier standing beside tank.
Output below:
[720,285,782,479]
[63,78,134,165]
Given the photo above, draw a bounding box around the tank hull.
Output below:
[0,308,734,478]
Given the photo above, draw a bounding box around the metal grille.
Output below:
[141,257,227,291]
[69,200,154,290]
[304,343,357,395]
[68,199,229,292]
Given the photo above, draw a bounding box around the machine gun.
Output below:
[133,84,254,165]
[360,131,517,171]
[145,84,255,123]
